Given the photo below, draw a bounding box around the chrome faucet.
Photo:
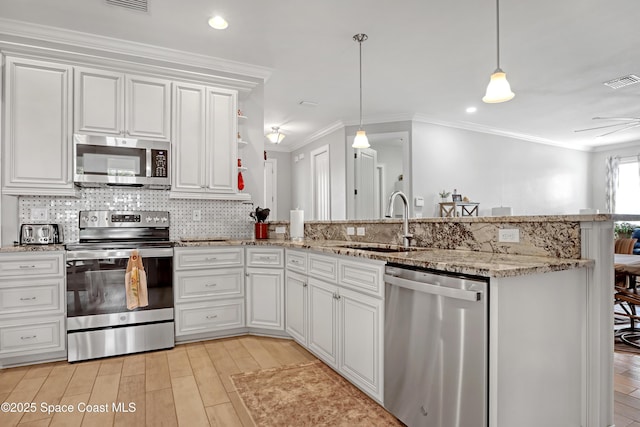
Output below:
[386,190,413,248]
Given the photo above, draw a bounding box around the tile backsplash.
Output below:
[19,188,255,243]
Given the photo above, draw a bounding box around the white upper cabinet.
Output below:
[2,56,74,195]
[74,67,170,140]
[171,82,245,199]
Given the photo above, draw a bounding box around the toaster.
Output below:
[20,224,63,245]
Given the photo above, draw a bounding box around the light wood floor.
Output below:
[0,336,317,427]
[2,338,640,426]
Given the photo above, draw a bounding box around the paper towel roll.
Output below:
[290,209,304,241]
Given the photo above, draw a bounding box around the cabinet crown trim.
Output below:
[0,18,272,85]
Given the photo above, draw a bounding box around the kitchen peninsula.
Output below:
[176,213,616,427]
[0,213,618,427]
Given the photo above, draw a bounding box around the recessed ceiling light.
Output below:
[208,16,228,30]
[466,106,477,113]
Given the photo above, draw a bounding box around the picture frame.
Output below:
[452,194,462,202]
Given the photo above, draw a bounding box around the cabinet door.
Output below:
[338,287,384,401]
[126,74,171,140]
[3,57,73,194]
[172,82,207,192]
[206,87,238,193]
[246,267,284,330]
[74,67,124,135]
[285,271,308,345]
[308,277,338,368]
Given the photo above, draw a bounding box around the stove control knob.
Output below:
[81,216,89,223]
[90,215,98,223]
[154,217,160,222]
[161,216,168,223]
[146,216,153,223]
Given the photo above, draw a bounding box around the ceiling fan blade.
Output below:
[574,121,640,132]
[597,122,640,138]
[593,116,640,121]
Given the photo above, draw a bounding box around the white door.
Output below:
[264,159,278,219]
[310,145,331,220]
[285,271,308,345]
[308,277,338,368]
[246,268,284,330]
[338,287,383,401]
[355,148,378,219]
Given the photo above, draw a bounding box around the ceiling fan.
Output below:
[574,116,640,138]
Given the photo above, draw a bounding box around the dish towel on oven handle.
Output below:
[125,249,149,310]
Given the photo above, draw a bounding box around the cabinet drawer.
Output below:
[0,252,64,278]
[174,247,243,269]
[0,317,65,356]
[286,250,307,273]
[175,268,244,302]
[308,253,338,282]
[338,258,385,298]
[0,278,65,317]
[246,248,284,267]
[175,299,245,336]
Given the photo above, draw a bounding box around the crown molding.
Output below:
[285,121,346,152]
[0,18,273,81]
[590,139,640,153]
[411,113,593,152]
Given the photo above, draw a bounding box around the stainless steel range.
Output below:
[66,211,174,362]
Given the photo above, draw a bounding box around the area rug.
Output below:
[231,360,402,426]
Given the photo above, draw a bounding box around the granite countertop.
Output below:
[175,238,594,278]
[0,244,66,253]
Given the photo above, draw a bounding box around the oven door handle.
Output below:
[66,247,173,260]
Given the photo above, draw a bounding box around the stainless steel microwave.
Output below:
[73,134,170,189]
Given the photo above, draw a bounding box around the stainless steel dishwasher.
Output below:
[384,263,488,427]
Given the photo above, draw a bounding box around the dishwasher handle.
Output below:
[384,274,482,302]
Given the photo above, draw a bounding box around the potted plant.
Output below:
[250,207,270,239]
[615,222,636,239]
[439,190,451,203]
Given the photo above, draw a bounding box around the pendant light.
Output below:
[352,33,370,149]
[482,0,515,103]
[266,126,285,144]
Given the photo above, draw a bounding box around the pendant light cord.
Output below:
[353,34,368,130]
[359,39,363,129]
[496,0,501,70]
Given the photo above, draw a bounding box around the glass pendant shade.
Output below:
[353,130,370,149]
[482,69,515,103]
[266,127,285,144]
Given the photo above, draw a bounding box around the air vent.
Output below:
[105,0,148,12]
[603,74,640,89]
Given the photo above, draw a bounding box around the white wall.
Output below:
[264,150,292,221]
[411,121,591,216]
[290,127,347,220]
[590,141,640,213]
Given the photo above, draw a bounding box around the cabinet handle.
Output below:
[303,283,308,288]
[206,315,218,320]
[18,265,36,269]
[204,257,218,261]
[19,296,37,301]
[20,335,37,340]
[205,283,217,287]
[291,259,300,264]
[245,273,250,277]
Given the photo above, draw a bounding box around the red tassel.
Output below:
[238,171,245,190]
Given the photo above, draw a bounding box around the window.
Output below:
[616,160,640,214]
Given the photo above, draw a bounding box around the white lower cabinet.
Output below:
[174,247,245,340]
[285,270,308,345]
[246,248,284,331]
[288,249,385,402]
[0,252,66,366]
